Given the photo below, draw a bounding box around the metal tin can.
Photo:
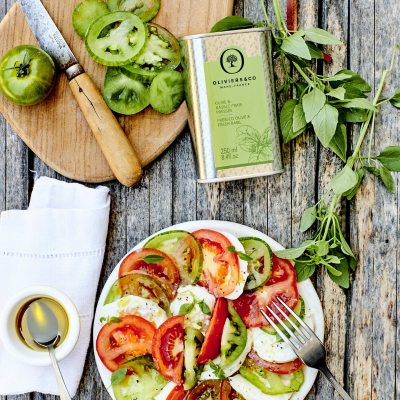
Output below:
[178,27,284,183]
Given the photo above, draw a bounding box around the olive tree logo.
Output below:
[220,48,244,74]
[226,54,238,68]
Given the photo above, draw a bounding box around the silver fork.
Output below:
[260,297,352,400]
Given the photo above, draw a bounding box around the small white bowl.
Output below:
[0,286,80,367]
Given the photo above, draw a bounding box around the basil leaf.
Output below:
[389,88,400,109]
[237,251,253,261]
[374,146,400,171]
[379,166,396,193]
[110,317,122,323]
[322,73,352,82]
[329,123,347,162]
[328,251,350,288]
[317,241,330,256]
[210,16,254,33]
[281,30,311,60]
[286,53,309,68]
[364,165,380,177]
[300,206,317,232]
[324,264,342,277]
[349,257,357,271]
[294,260,316,282]
[341,98,378,112]
[141,255,165,264]
[179,303,195,316]
[344,108,369,123]
[338,228,355,259]
[111,368,128,386]
[209,361,226,380]
[304,28,343,45]
[198,300,212,316]
[345,168,365,200]
[305,41,324,59]
[292,104,307,132]
[100,317,106,323]
[227,246,236,254]
[331,165,358,195]
[312,104,339,147]
[274,241,315,260]
[327,87,346,100]
[340,84,368,100]
[302,88,326,123]
[330,70,372,92]
[280,99,298,144]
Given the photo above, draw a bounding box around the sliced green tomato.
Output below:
[107,0,120,11]
[107,0,160,21]
[260,295,305,336]
[72,0,110,38]
[144,230,203,285]
[121,64,158,83]
[183,327,204,390]
[220,301,247,367]
[239,237,273,292]
[104,273,171,317]
[150,70,184,114]
[113,355,169,400]
[103,67,150,114]
[239,358,304,395]
[85,11,147,66]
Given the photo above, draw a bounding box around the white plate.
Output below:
[93,221,324,400]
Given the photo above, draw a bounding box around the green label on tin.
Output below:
[204,45,274,171]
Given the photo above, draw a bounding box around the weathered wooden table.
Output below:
[1,0,399,399]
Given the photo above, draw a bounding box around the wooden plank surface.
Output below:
[0,0,400,399]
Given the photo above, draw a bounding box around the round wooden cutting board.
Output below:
[0,0,234,182]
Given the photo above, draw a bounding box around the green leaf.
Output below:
[322,73,352,82]
[141,255,166,264]
[327,250,350,288]
[341,98,378,112]
[295,81,309,98]
[293,104,307,132]
[330,70,372,92]
[274,241,315,260]
[210,16,254,33]
[305,41,324,59]
[349,257,357,271]
[198,300,212,316]
[100,317,106,323]
[227,246,236,254]
[344,108,369,123]
[364,165,380,177]
[327,87,346,100]
[286,53,309,68]
[111,317,122,323]
[179,303,195,316]
[337,228,355,259]
[300,206,317,232]
[379,166,396,193]
[374,146,400,171]
[389,88,400,109]
[304,28,343,45]
[281,31,311,60]
[312,104,339,147]
[294,260,316,282]
[340,84,368,100]
[111,368,128,386]
[317,240,330,256]
[328,123,347,162]
[209,361,226,380]
[302,88,326,123]
[237,251,253,261]
[325,264,342,277]
[344,168,364,200]
[331,165,358,195]
[280,99,299,144]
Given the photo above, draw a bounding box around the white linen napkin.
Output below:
[0,177,110,396]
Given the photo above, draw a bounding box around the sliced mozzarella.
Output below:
[229,375,293,400]
[154,381,177,400]
[251,311,315,363]
[221,232,248,300]
[200,329,253,380]
[100,295,167,328]
[170,285,216,333]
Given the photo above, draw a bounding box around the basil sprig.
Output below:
[179,297,211,317]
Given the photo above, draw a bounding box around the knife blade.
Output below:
[17,0,143,187]
[18,0,78,71]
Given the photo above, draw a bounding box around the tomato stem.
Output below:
[3,50,38,78]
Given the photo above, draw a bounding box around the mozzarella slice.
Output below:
[154,382,177,400]
[229,375,293,400]
[221,232,248,300]
[251,311,315,363]
[100,295,167,328]
[200,329,253,380]
[170,285,216,333]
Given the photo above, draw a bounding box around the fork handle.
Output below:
[319,364,353,400]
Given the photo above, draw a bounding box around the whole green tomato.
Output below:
[0,45,56,106]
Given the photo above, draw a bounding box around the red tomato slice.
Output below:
[166,385,187,400]
[197,298,228,364]
[152,315,185,384]
[187,380,221,400]
[119,248,180,300]
[192,229,240,297]
[220,380,244,400]
[248,349,303,375]
[232,255,298,327]
[96,315,155,372]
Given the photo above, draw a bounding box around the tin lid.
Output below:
[177,26,272,42]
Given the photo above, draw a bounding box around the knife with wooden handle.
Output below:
[18,0,143,187]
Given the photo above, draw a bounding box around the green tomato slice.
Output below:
[220,301,247,367]
[149,70,184,114]
[103,67,150,114]
[113,355,169,400]
[239,237,273,292]
[239,357,304,395]
[183,327,204,390]
[72,0,110,38]
[85,11,147,66]
[121,64,158,84]
[144,230,203,285]
[107,0,160,21]
[104,273,171,317]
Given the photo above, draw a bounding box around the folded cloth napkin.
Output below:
[0,177,110,396]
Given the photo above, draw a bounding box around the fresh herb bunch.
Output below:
[211,0,400,288]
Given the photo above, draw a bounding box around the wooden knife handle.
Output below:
[69,70,143,187]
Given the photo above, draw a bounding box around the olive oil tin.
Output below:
[178,27,284,183]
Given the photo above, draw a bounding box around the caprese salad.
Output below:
[95,227,317,400]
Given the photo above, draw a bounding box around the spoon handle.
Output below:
[48,346,72,400]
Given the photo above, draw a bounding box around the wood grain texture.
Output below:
[0,0,234,183]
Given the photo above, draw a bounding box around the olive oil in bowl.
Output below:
[16,297,69,351]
